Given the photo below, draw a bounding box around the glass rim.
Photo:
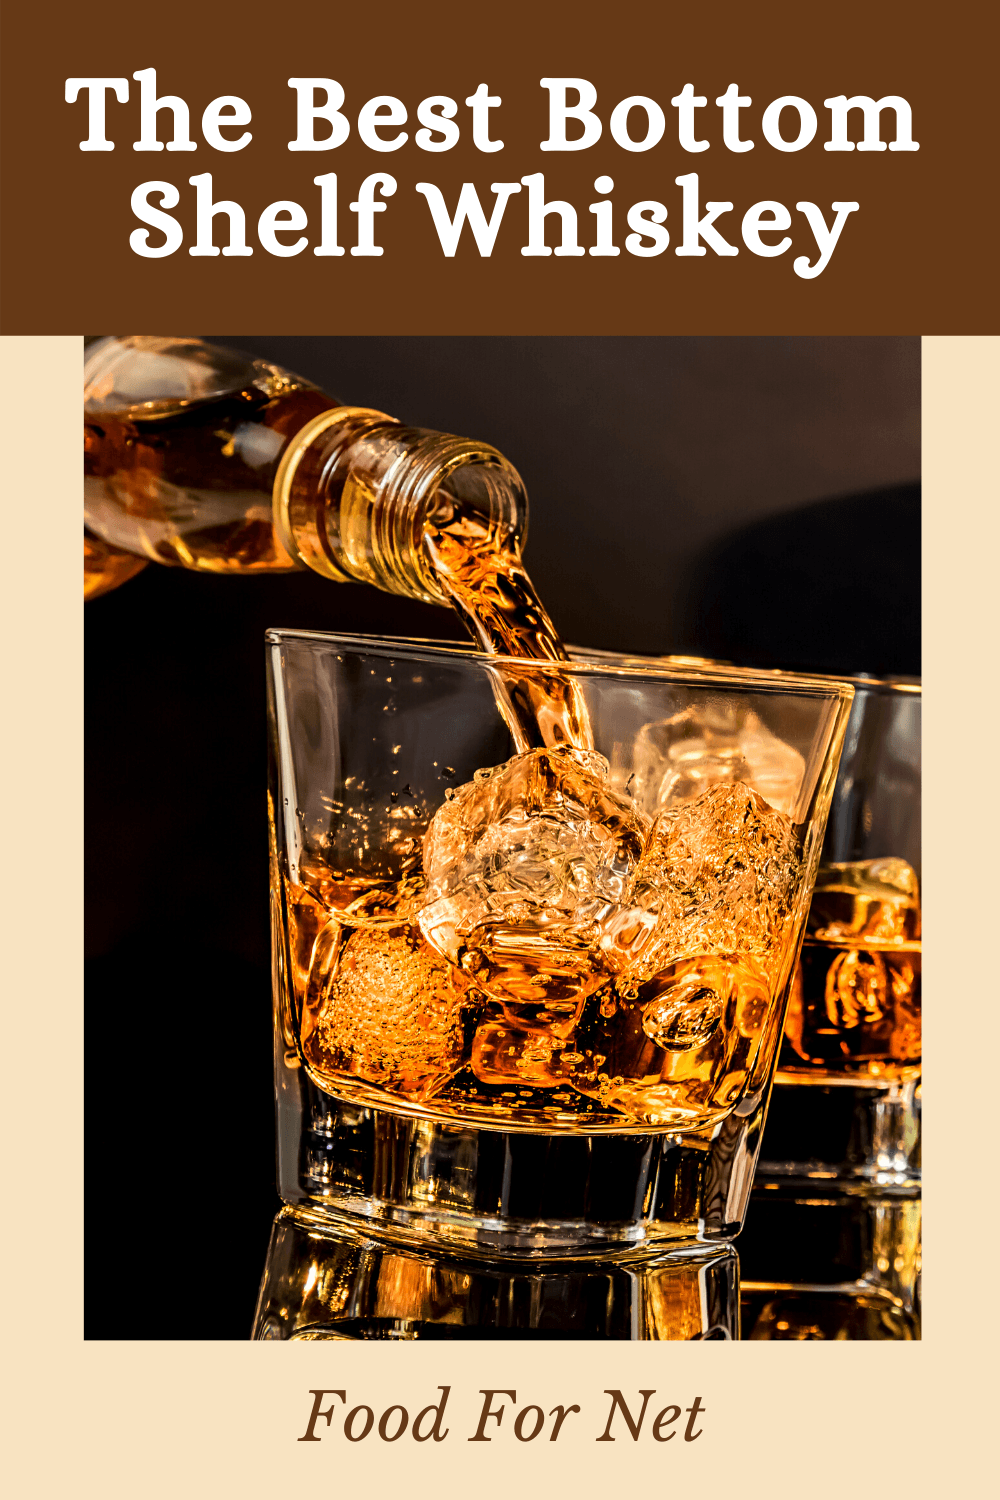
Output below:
[693,666,920,699]
[837,672,920,696]
[265,627,855,703]
[570,644,920,698]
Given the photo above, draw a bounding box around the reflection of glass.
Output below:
[742,1288,918,1342]
[740,1183,921,1339]
[254,1208,738,1340]
[267,633,851,1271]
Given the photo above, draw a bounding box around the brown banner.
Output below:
[2,0,995,333]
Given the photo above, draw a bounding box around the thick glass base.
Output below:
[758,1075,920,1186]
[278,1064,770,1253]
[253,1206,739,1340]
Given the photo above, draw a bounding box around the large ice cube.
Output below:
[563,951,774,1123]
[633,706,805,818]
[419,746,654,1009]
[307,925,469,1098]
[630,780,801,987]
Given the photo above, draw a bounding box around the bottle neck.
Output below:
[273,407,529,604]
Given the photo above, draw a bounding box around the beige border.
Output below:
[3,336,995,1497]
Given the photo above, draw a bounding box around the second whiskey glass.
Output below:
[740,674,921,1336]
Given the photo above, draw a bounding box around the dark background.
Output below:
[85,335,920,1338]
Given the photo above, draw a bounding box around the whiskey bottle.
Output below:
[84,529,148,600]
[84,335,528,607]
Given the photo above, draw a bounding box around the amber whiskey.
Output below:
[778,857,921,1084]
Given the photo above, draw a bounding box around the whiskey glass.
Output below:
[259,633,852,1337]
[740,675,921,1334]
[757,675,921,1184]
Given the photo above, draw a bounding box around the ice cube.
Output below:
[630,780,801,987]
[823,949,891,1029]
[470,1020,571,1086]
[640,964,726,1051]
[565,952,773,1123]
[419,746,654,1009]
[633,707,804,817]
[738,715,806,816]
[633,705,748,810]
[808,857,920,943]
[307,925,469,1098]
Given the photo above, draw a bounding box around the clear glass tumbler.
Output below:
[258,634,852,1336]
[760,674,921,1185]
[740,674,921,1337]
